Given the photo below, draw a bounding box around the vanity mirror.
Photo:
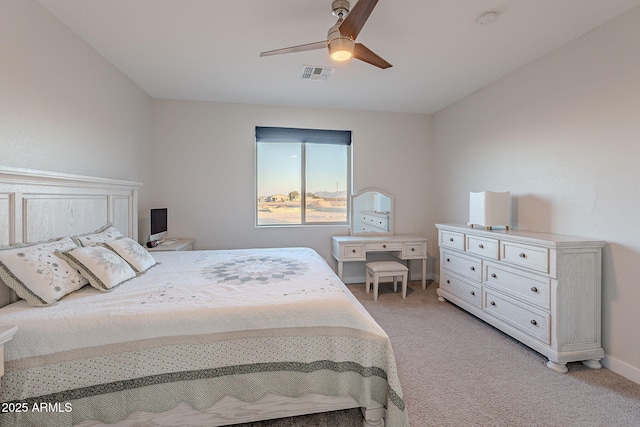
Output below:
[350,188,394,235]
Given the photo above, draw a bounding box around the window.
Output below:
[256,126,351,226]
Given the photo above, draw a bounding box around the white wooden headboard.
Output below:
[0,166,142,306]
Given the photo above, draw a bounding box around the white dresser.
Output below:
[436,223,605,373]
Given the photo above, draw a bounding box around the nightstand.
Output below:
[147,238,194,252]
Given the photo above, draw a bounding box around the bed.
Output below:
[0,167,408,427]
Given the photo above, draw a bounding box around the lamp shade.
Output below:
[468,191,511,230]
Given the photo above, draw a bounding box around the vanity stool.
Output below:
[365,261,409,301]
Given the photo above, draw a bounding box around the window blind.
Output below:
[255,126,352,145]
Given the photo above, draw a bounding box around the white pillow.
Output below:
[73,224,123,247]
[102,237,157,273]
[0,237,88,306]
[58,246,136,291]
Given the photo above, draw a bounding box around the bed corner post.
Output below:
[361,405,385,427]
[131,187,139,241]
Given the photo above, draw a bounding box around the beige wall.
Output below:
[0,0,153,207]
[151,100,433,274]
[432,7,640,382]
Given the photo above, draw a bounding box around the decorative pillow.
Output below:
[0,237,89,306]
[58,246,136,291]
[102,237,157,273]
[73,223,123,247]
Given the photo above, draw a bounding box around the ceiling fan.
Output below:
[260,0,392,69]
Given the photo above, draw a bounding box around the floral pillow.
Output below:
[73,224,123,247]
[0,237,89,306]
[58,246,136,291]
[102,237,157,273]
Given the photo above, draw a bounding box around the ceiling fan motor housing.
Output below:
[328,20,343,41]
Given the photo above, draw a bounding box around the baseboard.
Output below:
[602,354,640,385]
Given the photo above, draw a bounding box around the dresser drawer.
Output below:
[343,244,365,260]
[366,242,402,252]
[361,214,388,231]
[402,242,426,258]
[439,230,465,250]
[466,235,499,260]
[441,250,482,282]
[485,263,550,309]
[501,241,549,273]
[441,271,482,308]
[484,289,550,344]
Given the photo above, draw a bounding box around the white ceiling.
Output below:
[37,0,640,114]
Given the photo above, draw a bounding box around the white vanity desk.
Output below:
[331,235,428,289]
[335,188,428,289]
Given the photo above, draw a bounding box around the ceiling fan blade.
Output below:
[260,41,327,57]
[353,43,392,69]
[339,0,378,40]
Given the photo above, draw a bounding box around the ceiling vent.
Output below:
[301,65,334,81]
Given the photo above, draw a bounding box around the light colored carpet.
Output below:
[233,281,640,427]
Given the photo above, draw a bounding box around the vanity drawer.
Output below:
[466,235,499,260]
[366,242,402,252]
[441,271,481,308]
[501,242,549,273]
[439,230,465,250]
[485,263,550,309]
[441,250,482,282]
[402,242,426,258]
[343,244,365,260]
[484,289,550,344]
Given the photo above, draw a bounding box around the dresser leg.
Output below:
[582,359,602,370]
[546,360,569,373]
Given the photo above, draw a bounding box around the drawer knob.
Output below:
[470,266,475,271]
[411,247,415,252]
[383,244,387,248]
[470,291,475,296]
[531,286,538,293]
[490,301,496,306]
[491,273,497,278]
[519,252,527,258]
[478,244,484,249]
[449,238,454,242]
[352,249,356,253]
[530,319,538,326]
[446,280,450,284]
[446,258,450,262]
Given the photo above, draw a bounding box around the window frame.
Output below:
[255,126,352,227]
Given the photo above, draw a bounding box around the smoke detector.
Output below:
[301,65,334,81]
[476,11,499,26]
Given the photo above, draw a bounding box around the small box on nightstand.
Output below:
[468,191,511,230]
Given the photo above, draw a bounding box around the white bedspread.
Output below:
[0,247,408,426]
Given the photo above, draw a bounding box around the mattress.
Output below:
[0,247,408,426]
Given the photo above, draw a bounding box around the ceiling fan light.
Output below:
[329,37,354,61]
